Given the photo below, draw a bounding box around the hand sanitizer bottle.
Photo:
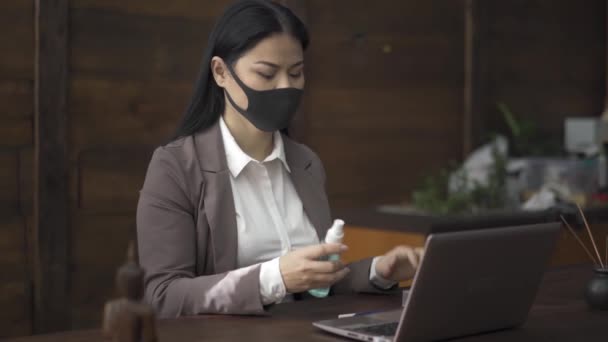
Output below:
[308,219,345,298]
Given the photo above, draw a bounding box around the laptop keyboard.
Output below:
[351,322,399,336]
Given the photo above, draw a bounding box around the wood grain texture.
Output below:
[63,0,234,331]
[463,0,489,155]
[33,0,70,333]
[483,0,605,136]
[0,216,32,337]
[69,8,211,82]
[0,0,35,337]
[0,80,34,117]
[0,2,34,79]
[70,0,229,20]
[18,148,34,217]
[0,281,32,337]
[0,151,20,216]
[70,214,136,329]
[304,0,465,208]
[280,0,310,141]
[0,119,33,147]
[76,146,153,213]
[308,36,462,88]
[550,222,608,267]
[307,0,463,37]
[0,150,34,337]
[69,78,190,149]
[342,225,426,264]
[0,217,28,288]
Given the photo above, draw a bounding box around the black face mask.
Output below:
[224,63,303,132]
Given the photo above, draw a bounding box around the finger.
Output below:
[407,248,420,269]
[305,259,345,273]
[379,253,397,276]
[297,243,348,260]
[377,256,397,280]
[395,247,419,270]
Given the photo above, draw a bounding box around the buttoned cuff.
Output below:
[259,257,287,305]
[369,256,397,290]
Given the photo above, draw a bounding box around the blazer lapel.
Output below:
[194,122,238,273]
[284,139,332,240]
[202,171,238,273]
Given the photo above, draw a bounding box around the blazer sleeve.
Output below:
[136,147,265,318]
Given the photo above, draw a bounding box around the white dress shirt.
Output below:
[219,117,395,305]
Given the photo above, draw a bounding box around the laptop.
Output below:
[313,222,560,342]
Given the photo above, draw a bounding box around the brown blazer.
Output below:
[136,121,379,318]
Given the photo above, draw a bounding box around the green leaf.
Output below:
[498,102,520,137]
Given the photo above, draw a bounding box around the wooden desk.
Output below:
[6,265,607,342]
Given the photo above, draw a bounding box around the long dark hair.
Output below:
[172,0,309,141]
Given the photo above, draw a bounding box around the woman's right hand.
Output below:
[279,243,350,293]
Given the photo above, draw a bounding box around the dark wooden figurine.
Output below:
[102,243,158,342]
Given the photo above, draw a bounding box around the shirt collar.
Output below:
[219,116,291,178]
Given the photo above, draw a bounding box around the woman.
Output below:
[137,0,422,318]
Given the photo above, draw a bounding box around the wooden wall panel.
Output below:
[77,148,152,213]
[34,0,70,332]
[71,0,229,20]
[305,0,465,208]
[0,81,33,147]
[307,1,463,37]
[0,0,34,337]
[0,2,34,79]
[309,37,462,88]
[0,214,28,281]
[70,8,211,82]
[483,0,605,139]
[69,79,191,149]
[0,215,31,337]
[0,151,20,215]
[0,81,33,117]
[0,119,32,147]
[18,148,34,217]
[66,0,234,330]
[0,281,30,337]
[70,214,136,329]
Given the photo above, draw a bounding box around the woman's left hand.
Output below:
[374,246,425,282]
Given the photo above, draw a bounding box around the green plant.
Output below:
[412,143,508,215]
[412,102,560,215]
[412,166,472,215]
[497,102,561,157]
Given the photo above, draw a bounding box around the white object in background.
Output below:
[308,219,345,298]
[565,118,599,156]
[449,135,509,193]
[522,187,556,211]
[598,120,608,145]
